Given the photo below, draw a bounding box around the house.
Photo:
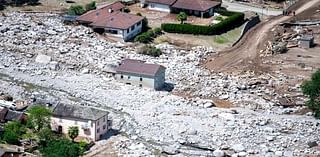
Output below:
[77,1,144,41]
[115,59,166,90]
[146,0,177,12]
[51,104,111,141]
[144,0,221,17]
[298,35,314,48]
[0,107,26,123]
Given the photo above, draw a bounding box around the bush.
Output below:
[161,11,244,35]
[134,27,162,43]
[40,138,80,157]
[85,1,96,11]
[134,33,151,43]
[301,70,320,118]
[68,5,85,15]
[2,121,27,145]
[154,27,162,35]
[136,12,142,16]
[215,16,224,21]
[138,45,162,57]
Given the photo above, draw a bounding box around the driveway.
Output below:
[222,0,283,16]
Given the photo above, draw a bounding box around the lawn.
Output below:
[155,23,245,50]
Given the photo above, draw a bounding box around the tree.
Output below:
[301,70,320,118]
[27,106,51,132]
[40,138,80,157]
[85,1,96,11]
[176,12,187,24]
[38,128,55,147]
[2,121,26,145]
[68,5,85,15]
[68,126,79,142]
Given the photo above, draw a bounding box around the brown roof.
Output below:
[77,1,125,23]
[147,0,177,5]
[172,0,221,12]
[116,59,165,77]
[90,12,144,29]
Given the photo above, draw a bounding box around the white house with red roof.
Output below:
[115,59,166,90]
[143,0,221,18]
[77,1,144,41]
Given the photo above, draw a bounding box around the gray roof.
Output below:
[52,104,108,121]
[116,59,166,77]
[5,110,24,121]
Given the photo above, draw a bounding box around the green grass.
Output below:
[213,25,243,44]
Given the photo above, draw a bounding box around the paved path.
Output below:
[222,0,283,16]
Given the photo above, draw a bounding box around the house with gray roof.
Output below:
[115,59,166,90]
[51,104,111,141]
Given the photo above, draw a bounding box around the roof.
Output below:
[115,59,166,77]
[90,11,144,29]
[147,0,177,5]
[77,1,125,23]
[52,104,108,121]
[299,35,314,41]
[4,110,24,121]
[172,0,221,12]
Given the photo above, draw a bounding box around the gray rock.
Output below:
[47,30,57,35]
[35,54,51,64]
[213,149,224,157]
[204,102,214,108]
[275,151,283,157]
[307,141,318,148]
[283,151,293,157]
[232,144,245,152]
[238,152,247,157]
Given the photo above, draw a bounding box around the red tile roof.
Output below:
[172,0,221,12]
[147,0,177,5]
[77,1,125,23]
[116,59,166,77]
[90,11,144,29]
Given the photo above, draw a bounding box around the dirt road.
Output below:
[205,0,320,72]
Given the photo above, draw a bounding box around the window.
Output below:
[131,25,135,31]
[103,125,106,130]
[120,75,123,79]
[97,121,100,126]
[97,128,100,133]
[139,84,142,87]
[103,117,106,122]
[140,77,143,81]
[128,76,131,79]
[150,4,154,8]
[127,29,130,33]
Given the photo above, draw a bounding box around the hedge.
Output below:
[134,27,162,43]
[161,11,245,35]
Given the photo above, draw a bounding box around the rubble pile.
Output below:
[0,13,319,156]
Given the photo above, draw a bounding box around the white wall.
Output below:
[148,3,171,12]
[123,21,143,41]
[115,73,155,89]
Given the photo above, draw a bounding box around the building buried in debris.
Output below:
[298,35,314,48]
[115,59,166,90]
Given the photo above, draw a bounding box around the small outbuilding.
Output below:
[115,59,166,90]
[298,35,314,48]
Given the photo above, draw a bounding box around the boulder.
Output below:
[35,54,51,64]
[232,144,245,153]
[213,149,224,157]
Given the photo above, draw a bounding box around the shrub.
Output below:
[2,121,26,145]
[301,70,320,118]
[176,12,187,24]
[138,45,162,57]
[68,5,85,15]
[134,33,151,43]
[85,1,96,11]
[136,12,142,16]
[134,27,162,43]
[215,16,224,21]
[154,27,162,35]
